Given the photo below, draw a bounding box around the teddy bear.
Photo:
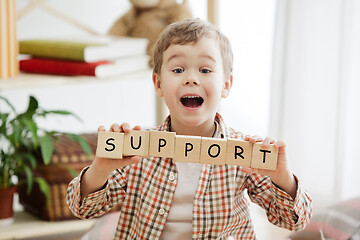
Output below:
[108,0,192,66]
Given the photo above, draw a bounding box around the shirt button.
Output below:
[168,173,175,181]
[284,200,290,205]
[159,208,166,216]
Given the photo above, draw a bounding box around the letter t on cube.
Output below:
[251,143,278,170]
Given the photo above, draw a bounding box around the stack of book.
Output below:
[19,36,150,78]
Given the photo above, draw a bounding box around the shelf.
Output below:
[0,70,153,90]
[0,211,95,240]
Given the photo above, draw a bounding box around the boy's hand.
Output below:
[243,135,297,199]
[80,123,142,200]
[94,123,142,174]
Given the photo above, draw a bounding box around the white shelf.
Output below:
[0,71,153,90]
[0,211,95,240]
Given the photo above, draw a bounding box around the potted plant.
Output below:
[0,95,91,224]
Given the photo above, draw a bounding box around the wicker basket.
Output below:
[18,133,98,221]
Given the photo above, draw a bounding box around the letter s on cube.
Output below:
[96,131,124,159]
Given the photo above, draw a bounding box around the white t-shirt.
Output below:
[161,122,219,239]
[160,162,202,239]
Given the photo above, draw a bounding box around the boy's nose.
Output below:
[184,80,199,86]
[183,70,200,86]
[183,76,200,86]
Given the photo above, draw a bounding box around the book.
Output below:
[19,36,149,62]
[19,55,150,78]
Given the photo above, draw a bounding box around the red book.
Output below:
[20,56,149,78]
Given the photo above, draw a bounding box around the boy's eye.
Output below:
[173,68,184,73]
[200,68,211,74]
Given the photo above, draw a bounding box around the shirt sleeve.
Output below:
[66,166,129,219]
[245,173,312,231]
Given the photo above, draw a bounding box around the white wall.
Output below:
[219,0,276,137]
[270,0,360,209]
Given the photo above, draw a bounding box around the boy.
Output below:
[67,18,312,239]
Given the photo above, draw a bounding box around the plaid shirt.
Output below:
[67,113,312,239]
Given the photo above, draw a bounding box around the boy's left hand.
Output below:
[243,135,297,199]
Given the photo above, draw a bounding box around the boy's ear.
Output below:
[152,72,163,97]
[221,75,233,98]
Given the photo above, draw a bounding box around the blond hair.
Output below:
[153,18,233,77]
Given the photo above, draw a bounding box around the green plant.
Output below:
[0,95,91,201]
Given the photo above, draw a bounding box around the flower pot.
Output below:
[0,186,17,225]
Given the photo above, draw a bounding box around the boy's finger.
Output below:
[110,123,120,132]
[248,135,263,143]
[98,125,106,132]
[262,137,276,147]
[132,125,142,131]
[120,123,131,133]
[254,135,264,142]
[275,140,287,153]
[274,140,286,148]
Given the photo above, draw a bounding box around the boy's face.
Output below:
[153,37,232,130]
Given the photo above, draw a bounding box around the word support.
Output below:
[96,130,278,170]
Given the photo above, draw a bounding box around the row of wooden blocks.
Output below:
[96,130,278,170]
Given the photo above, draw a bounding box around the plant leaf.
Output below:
[39,135,54,165]
[24,96,39,117]
[22,118,39,148]
[11,122,22,147]
[23,165,33,194]
[24,153,37,169]
[35,177,50,207]
[0,95,17,113]
[0,113,9,135]
[42,110,83,123]
[65,133,92,158]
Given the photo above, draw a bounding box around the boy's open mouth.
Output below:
[180,95,204,108]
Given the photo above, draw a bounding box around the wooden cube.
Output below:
[200,137,227,165]
[149,131,176,158]
[96,131,124,159]
[174,135,201,163]
[123,130,150,157]
[225,139,252,167]
[251,143,278,170]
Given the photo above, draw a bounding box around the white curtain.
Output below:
[270,0,360,209]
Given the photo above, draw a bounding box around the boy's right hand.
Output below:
[93,123,142,173]
[80,123,141,200]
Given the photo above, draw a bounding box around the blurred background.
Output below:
[1,0,359,238]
